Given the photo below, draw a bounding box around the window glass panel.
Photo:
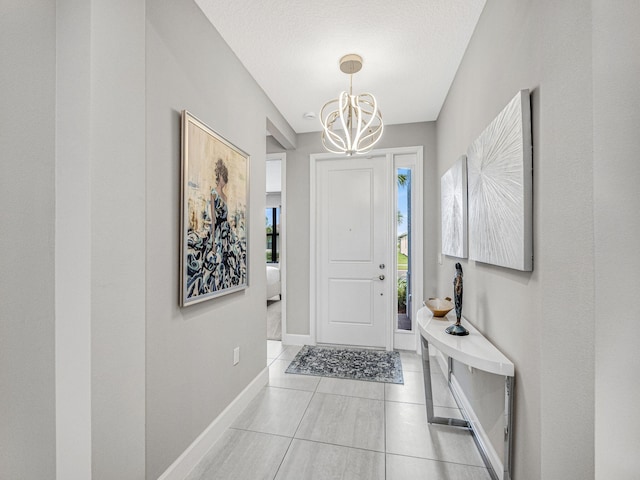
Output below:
[266,207,280,263]
[397,168,412,331]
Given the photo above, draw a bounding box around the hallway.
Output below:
[186,342,490,479]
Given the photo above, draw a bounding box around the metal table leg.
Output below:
[503,376,514,480]
[420,336,469,428]
[420,335,514,480]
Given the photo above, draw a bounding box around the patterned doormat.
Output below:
[285,345,404,384]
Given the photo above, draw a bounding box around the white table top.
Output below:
[417,307,514,377]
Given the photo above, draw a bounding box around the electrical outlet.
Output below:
[233,347,240,365]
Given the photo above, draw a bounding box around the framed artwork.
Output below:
[467,89,532,271]
[180,110,250,306]
[441,155,468,258]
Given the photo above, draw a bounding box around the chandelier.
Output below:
[320,54,384,156]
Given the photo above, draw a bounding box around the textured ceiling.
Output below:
[195,0,486,133]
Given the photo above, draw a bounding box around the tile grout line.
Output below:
[268,348,315,480]
[311,389,385,402]
[288,437,386,455]
[228,426,293,440]
[382,384,391,480]
[266,349,479,478]
[270,436,295,480]
[284,364,392,477]
[387,451,493,471]
[269,368,322,479]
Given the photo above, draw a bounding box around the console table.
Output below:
[417,307,514,480]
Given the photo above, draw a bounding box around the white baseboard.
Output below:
[394,330,418,352]
[449,374,503,480]
[281,333,313,346]
[157,367,269,480]
[431,347,448,376]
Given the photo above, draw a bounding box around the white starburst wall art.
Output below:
[441,155,468,258]
[467,89,533,271]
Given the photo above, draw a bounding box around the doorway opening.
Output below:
[266,151,286,343]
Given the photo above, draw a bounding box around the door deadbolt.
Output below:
[379,264,385,269]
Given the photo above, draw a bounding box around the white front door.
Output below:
[315,154,391,348]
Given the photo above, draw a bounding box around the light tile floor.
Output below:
[187,341,491,480]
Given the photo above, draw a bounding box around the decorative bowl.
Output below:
[424,297,454,317]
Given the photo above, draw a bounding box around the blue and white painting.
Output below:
[181,111,249,306]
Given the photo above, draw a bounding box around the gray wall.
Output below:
[60,0,147,477]
[280,123,438,336]
[145,1,295,478]
[437,3,553,476]
[593,1,640,477]
[435,1,640,478]
[56,0,92,477]
[90,1,147,478]
[0,1,56,478]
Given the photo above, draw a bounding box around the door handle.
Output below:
[379,275,385,281]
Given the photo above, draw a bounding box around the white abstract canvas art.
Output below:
[441,155,467,258]
[467,89,533,271]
